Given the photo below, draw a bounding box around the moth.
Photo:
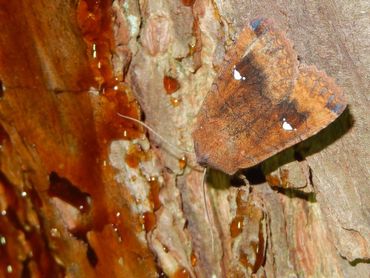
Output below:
[192,18,346,175]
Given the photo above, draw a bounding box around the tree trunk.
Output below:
[0,0,368,277]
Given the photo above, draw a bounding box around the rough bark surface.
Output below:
[0,0,368,277]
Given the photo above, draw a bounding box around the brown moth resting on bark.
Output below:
[0,1,369,278]
[192,18,346,175]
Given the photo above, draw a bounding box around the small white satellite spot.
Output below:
[233,67,246,81]
[282,118,294,131]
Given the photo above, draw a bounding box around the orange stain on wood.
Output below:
[239,251,253,270]
[230,216,244,238]
[190,251,197,267]
[170,97,181,107]
[181,0,195,6]
[125,144,148,168]
[149,178,161,211]
[178,156,187,170]
[280,169,290,188]
[173,268,190,278]
[253,223,266,273]
[142,212,156,232]
[163,76,180,94]
[266,174,281,187]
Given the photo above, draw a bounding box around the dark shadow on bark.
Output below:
[260,107,353,175]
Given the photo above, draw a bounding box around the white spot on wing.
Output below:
[282,118,294,131]
[233,67,246,81]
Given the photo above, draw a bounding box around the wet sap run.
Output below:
[73,0,160,275]
[0,0,158,276]
[77,0,142,142]
[230,190,266,274]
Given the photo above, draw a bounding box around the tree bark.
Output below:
[0,0,368,277]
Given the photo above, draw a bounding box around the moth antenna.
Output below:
[202,168,215,254]
[117,113,194,156]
